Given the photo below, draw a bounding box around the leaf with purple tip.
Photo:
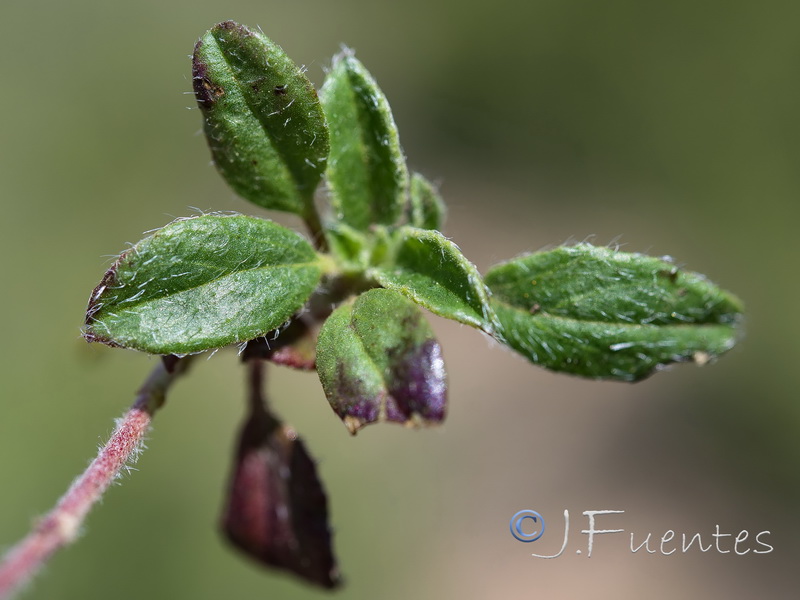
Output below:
[316,288,447,434]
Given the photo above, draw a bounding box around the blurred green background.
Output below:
[1,1,798,598]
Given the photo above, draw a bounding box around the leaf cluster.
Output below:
[76,20,746,590]
[84,20,744,434]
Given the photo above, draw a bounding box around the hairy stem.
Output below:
[0,357,192,600]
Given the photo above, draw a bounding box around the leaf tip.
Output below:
[216,19,239,31]
[330,45,356,68]
[693,351,711,366]
[343,415,364,436]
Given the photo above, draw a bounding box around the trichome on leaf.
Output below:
[77,18,747,589]
[0,19,744,598]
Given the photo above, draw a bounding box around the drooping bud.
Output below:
[222,361,339,588]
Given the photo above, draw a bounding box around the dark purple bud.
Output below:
[222,408,339,588]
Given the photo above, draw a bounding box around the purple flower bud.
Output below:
[222,409,339,588]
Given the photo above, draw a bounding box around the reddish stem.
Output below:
[0,358,191,600]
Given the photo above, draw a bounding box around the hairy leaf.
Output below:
[370,227,497,333]
[193,21,329,217]
[320,51,408,230]
[485,243,744,381]
[408,173,446,231]
[316,289,447,434]
[84,215,323,354]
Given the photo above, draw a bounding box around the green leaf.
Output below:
[84,215,323,354]
[370,227,497,333]
[323,222,370,273]
[192,21,329,217]
[316,289,446,435]
[485,243,744,381]
[320,51,408,230]
[408,173,446,231]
